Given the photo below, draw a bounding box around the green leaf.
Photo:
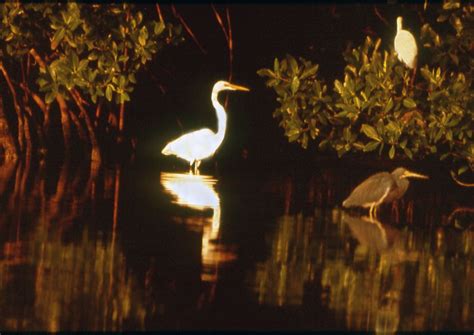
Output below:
[256,68,276,78]
[363,141,379,152]
[334,80,344,95]
[403,147,413,159]
[287,55,298,75]
[45,91,56,104]
[138,26,148,46]
[154,20,165,35]
[291,76,300,94]
[37,78,49,88]
[274,58,280,74]
[300,64,318,80]
[389,145,395,159]
[71,52,79,70]
[51,28,66,50]
[383,98,393,114]
[361,124,381,141]
[443,0,460,10]
[105,85,113,102]
[458,165,468,175]
[403,98,417,109]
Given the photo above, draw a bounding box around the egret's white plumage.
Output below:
[162,80,249,172]
[394,16,418,69]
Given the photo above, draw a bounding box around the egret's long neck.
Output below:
[397,19,402,32]
[212,90,227,145]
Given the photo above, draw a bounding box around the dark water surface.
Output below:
[0,159,472,332]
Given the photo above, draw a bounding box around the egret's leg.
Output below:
[373,206,378,218]
[193,160,201,175]
[189,160,194,174]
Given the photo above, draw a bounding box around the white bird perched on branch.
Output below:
[162,80,250,174]
[394,16,418,69]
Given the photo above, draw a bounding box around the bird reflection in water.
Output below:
[160,172,236,285]
[341,213,419,334]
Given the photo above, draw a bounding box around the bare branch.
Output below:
[155,4,164,22]
[211,4,229,42]
[451,171,474,187]
[171,5,207,54]
[373,5,389,27]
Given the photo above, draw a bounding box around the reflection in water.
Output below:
[0,161,472,331]
[253,213,318,307]
[0,161,146,331]
[160,172,236,285]
[252,189,472,332]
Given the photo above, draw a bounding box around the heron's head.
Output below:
[392,167,429,180]
[213,80,250,94]
[396,16,403,31]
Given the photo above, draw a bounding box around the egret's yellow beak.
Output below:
[403,170,429,179]
[228,83,250,91]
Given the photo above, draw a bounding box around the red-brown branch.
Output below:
[171,5,207,54]
[373,5,389,27]
[155,4,164,22]
[226,6,233,83]
[211,4,229,42]
[0,61,25,152]
[70,89,101,164]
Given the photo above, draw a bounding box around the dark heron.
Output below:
[342,167,429,218]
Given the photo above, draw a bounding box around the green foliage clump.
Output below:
[258,0,473,176]
[0,2,183,162]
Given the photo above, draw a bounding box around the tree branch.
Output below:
[171,5,206,54]
[70,89,101,163]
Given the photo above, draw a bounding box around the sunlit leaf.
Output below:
[403,98,417,109]
[389,145,395,159]
[51,28,65,50]
[361,124,381,142]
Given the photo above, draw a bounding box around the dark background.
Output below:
[129,3,427,170]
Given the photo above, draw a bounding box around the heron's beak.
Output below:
[403,170,429,179]
[228,83,250,92]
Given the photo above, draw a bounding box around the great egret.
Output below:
[161,81,250,173]
[342,167,428,218]
[394,16,417,69]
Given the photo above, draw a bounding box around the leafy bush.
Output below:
[0,3,183,162]
[258,0,473,176]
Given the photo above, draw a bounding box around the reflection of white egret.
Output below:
[160,172,235,283]
[161,81,250,173]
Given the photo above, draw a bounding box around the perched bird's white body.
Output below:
[394,16,418,69]
[162,81,249,173]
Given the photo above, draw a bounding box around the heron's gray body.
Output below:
[343,168,412,210]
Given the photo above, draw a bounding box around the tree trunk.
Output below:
[70,89,101,164]
[20,82,47,155]
[0,95,18,162]
[68,108,88,142]
[56,94,72,158]
[0,61,25,154]
[23,113,33,160]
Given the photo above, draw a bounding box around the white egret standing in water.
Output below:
[394,16,418,85]
[161,81,250,173]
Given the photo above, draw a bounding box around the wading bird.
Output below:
[342,167,428,218]
[161,81,250,173]
[394,16,418,85]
